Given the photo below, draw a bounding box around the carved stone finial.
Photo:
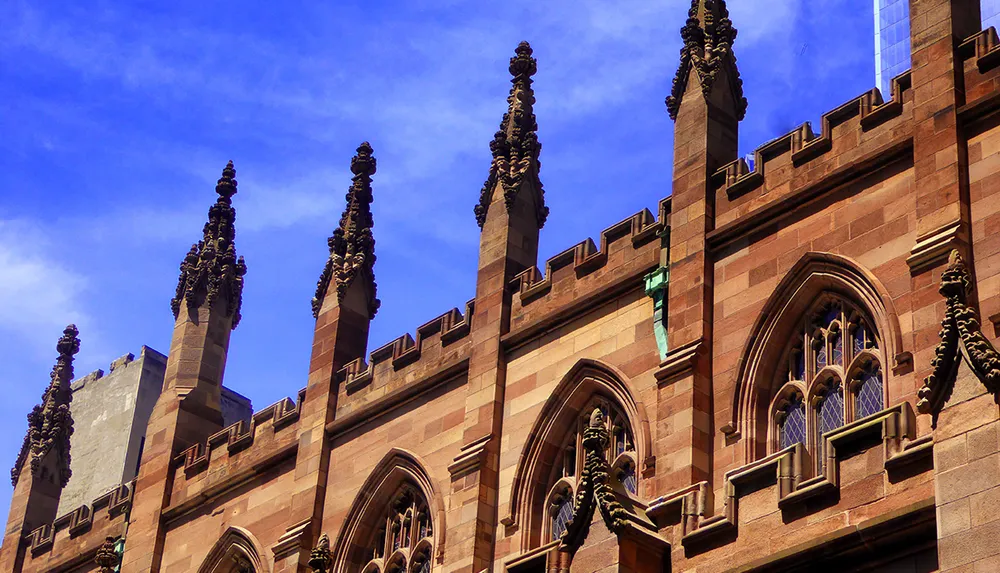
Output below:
[474,41,549,230]
[918,250,1000,420]
[665,0,747,121]
[312,142,381,319]
[560,406,630,549]
[170,161,247,329]
[11,325,80,488]
[308,533,332,573]
[95,537,120,573]
[589,407,604,429]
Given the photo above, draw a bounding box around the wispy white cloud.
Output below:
[0,220,90,357]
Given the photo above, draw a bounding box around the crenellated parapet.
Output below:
[707,71,914,250]
[23,481,132,557]
[958,27,1000,121]
[332,301,475,419]
[164,390,304,511]
[506,201,668,341]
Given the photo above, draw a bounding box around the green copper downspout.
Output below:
[644,266,669,360]
[644,227,670,360]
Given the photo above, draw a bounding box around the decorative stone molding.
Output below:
[199,527,268,573]
[905,221,966,275]
[918,250,1000,419]
[312,142,380,319]
[447,434,492,477]
[474,41,548,229]
[271,519,312,560]
[12,324,80,488]
[666,0,747,121]
[662,402,928,551]
[654,339,703,386]
[171,161,247,328]
[645,481,711,536]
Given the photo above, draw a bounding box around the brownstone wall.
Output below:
[9,2,1000,572]
[159,458,295,571]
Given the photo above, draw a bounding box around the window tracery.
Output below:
[364,485,433,573]
[771,298,886,470]
[544,397,636,543]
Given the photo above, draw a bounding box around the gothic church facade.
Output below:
[4,0,1000,571]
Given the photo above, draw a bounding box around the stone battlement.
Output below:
[24,481,133,556]
[507,201,668,342]
[710,72,913,246]
[168,389,305,499]
[334,301,475,420]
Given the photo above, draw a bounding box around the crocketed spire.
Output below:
[474,41,549,229]
[11,325,80,487]
[312,142,380,319]
[170,161,248,328]
[665,0,747,120]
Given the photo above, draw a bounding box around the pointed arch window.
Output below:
[364,485,433,573]
[771,297,886,471]
[544,396,636,543]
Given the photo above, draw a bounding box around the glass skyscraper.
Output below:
[874,0,911,97]
[985,0,1000,31]
[874,1,999,98]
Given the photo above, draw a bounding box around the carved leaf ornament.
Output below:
[917,250,1000,419]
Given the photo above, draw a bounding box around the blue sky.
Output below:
[0,0,876,520]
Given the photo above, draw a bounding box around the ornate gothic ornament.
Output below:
[918,250,1000,419]
[94,537,120,573]
[665,0,747,121]
[312,142,380,319]
[559,409,629,549]
[474,41,549,230]
[308,533,332,573]
[170,161,248,328]
[11,325,80,488]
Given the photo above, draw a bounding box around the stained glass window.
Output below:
[780,396,806,450]
[854,323,867,354]
[366,486,433,572]
[618,461,637,494]
[793,350,805,381]
[818,382,844,436]
[815,342,827,370]
[545,398,638,544]
[551,494,574,540]
[856,363,884,418]
[832,332,843,366]
[774,298,885,472]
[822,305,840,327]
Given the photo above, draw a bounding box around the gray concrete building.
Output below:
[56,346,251,516]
